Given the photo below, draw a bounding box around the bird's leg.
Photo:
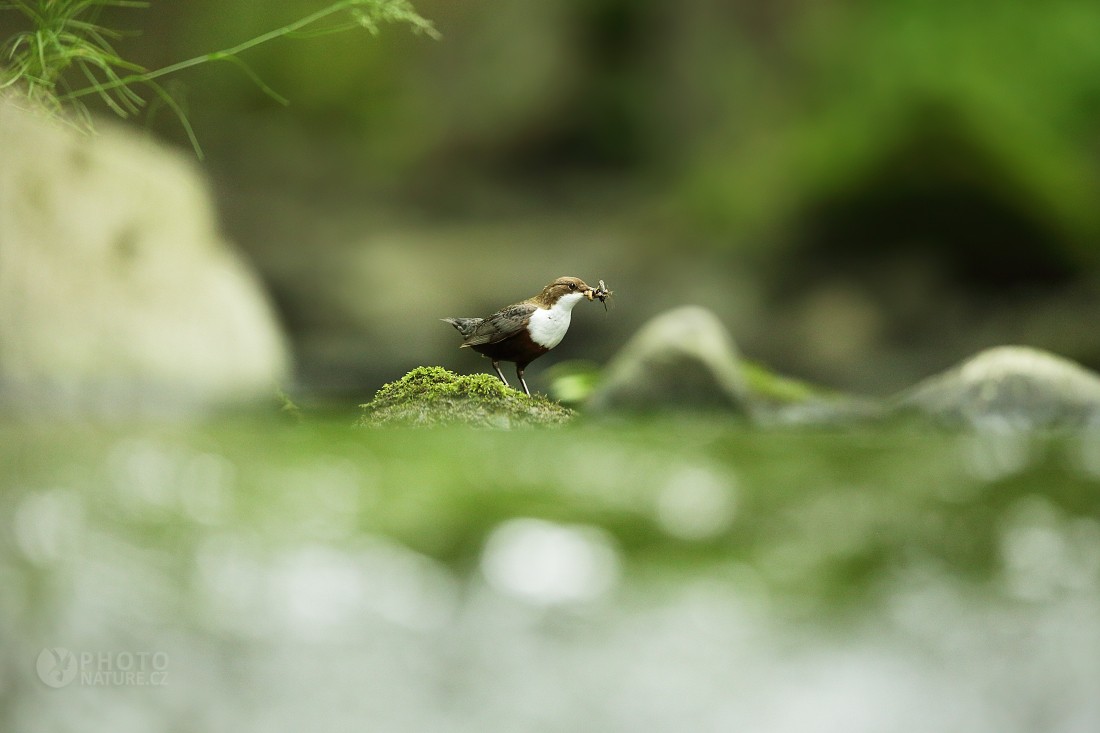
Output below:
[516,366,531,397]
[491,360,510,387]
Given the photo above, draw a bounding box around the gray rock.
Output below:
[587,306,749,413]
[763,396,886,427]
[893,346,1100,430]
[0,96,289,415]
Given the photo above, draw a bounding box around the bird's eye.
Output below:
[568,282,576,290]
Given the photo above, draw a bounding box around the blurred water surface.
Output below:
[3,417,1100,731]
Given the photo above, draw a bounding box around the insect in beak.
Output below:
[592,279,613,311]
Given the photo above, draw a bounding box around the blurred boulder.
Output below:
[587,306,749,413]
[763,398,884,427]
[892,346,1100,430]
[0,96,290,416]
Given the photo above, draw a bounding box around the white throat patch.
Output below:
[527,291,585,349]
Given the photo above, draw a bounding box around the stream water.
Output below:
[4,417,1099,731]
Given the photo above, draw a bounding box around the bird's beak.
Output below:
[585,288,595,301]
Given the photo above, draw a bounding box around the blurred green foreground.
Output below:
[4,416,1100,731]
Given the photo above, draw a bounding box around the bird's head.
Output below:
[539,276,593,304]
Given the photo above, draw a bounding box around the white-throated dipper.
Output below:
[443,276,611,396]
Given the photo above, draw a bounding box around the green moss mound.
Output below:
[359,366,574,428]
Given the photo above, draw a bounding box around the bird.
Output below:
[442,276,604,396]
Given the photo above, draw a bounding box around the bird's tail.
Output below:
[442,317,482,341]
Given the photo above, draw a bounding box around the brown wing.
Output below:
[461,303,536,347]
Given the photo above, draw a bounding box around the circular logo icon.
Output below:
[36,647,77,688]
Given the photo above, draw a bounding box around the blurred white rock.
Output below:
[587,305,750,413]
[894,346,1100,430]
[0,96,289,416]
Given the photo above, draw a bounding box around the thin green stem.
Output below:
[60,0,435,102]
[149,82,203,158]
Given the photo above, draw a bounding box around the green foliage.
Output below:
[677,0,1100,249]
[740,360,834,406]
[0,0,437,155]
[274,386,303,423]
[545,360,603,406]
[0,1,152,125]
[359,366,575,428]
[548,358,836,409]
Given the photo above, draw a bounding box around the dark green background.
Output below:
[54,0,1100,398]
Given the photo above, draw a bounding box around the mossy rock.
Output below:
[359,366,574,428]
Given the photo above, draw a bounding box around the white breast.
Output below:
[527,292,585,349]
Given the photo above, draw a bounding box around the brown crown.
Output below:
[528,276,592,307]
